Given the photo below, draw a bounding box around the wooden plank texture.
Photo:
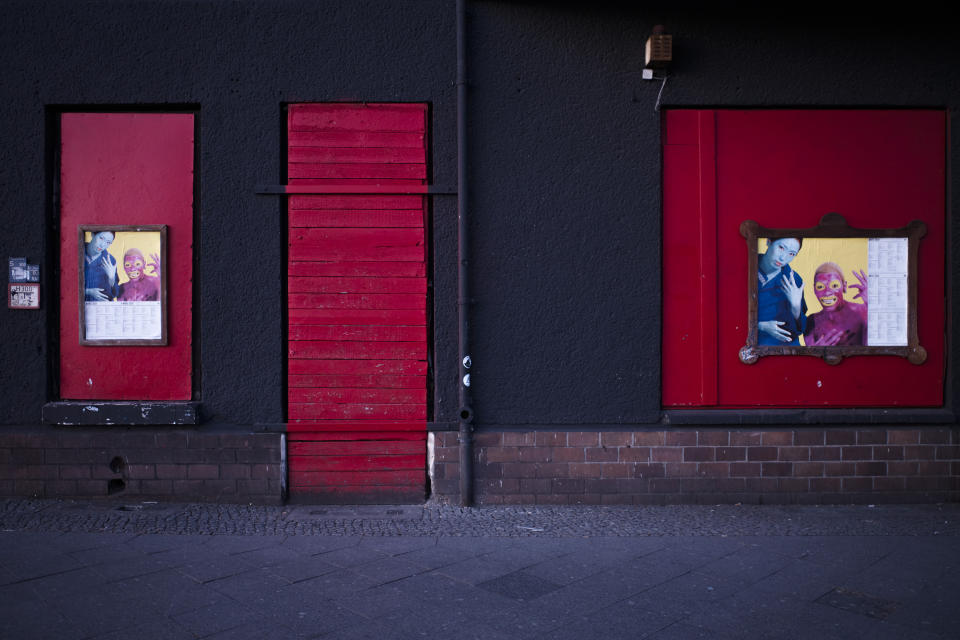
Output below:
[288,261,426,278]
[288,308,426,326]
[288,419,426,432]
[287,178,424,188]
[289,454,424,472]
[288,325,426,342]
[289,228,424,262]
[288,130,425,149]
[291,227,424,245]
[288,163,426,180]
[289,104,425,132]
[291,469,425,487]
[289,403,425,420]
[288,359,427,375]
[287,426,426,437]
[287,102,427,504]
[287,432,427,442]
[289,374,425,389]
[288,340,425,360]
[289,147,426,164]
[288,195,424,210]
[288,276,427,294]
[289,209,424,228]
[287,293,424,310]
[289,440,423,456]
[288,387,426,405]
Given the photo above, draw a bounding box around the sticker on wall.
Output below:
[79,225,167,345]
[9,257,39,282]
[739,213,924,365]
[8,283,40,309]
[9,257,27,281]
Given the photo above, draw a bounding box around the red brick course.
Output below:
[432,428,960,505]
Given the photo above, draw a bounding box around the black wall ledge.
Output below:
[663,408,957,426]
[42,402,200,426]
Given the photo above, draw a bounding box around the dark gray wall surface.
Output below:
[0,1,956,428]
[468,3,661,426]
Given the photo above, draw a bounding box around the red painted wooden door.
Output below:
[287,103,428,503]
[59,113,194,400]
[663,109,945,407]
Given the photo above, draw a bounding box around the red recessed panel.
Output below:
[662,140,704,405]
[662,110,720,406]
[59,113,194,400]
[286,103,428,503]
[664,109,945,407]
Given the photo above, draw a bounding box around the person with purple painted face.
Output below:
[118,248,161,301]
[804,262,868,346]
[757,237,806,345]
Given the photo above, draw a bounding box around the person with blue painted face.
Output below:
[757,237,806,345]
[83,230,119,301]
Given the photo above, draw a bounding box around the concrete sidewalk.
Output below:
[1,499,958,639]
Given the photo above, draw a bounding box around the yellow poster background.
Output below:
[758,237,868,346]
[84,231,162,285]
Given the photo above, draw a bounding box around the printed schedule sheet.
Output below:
[867,238,908,346]
[84,301,162,340]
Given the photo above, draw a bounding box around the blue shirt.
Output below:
[757,257,806,346]
[84,251,119,301]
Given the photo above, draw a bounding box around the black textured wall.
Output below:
[468,4,661,426]
[0,2,957,430]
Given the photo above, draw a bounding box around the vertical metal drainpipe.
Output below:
[456,0,474,507]
[279,433,288,502]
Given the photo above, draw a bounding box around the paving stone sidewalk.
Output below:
[1,499,958,639]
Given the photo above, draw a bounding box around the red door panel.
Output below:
[59,113,194,400]
[664,109,945,407]
[286,103,428,503]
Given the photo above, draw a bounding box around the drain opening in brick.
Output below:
[109,456,126,474]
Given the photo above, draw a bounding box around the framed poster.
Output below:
[78,225,167,345]
[739,213,925,366]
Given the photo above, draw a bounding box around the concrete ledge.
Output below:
[42,402,200,425]
[663,409,958,426]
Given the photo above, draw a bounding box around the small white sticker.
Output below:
[463,374,471,387]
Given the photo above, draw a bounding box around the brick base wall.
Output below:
[431,428,960,505]
[0,428,283,504]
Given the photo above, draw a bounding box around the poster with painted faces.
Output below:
[756,237,907,348]
[81,227,165,343]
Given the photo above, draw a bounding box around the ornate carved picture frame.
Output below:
[739,213,925,366]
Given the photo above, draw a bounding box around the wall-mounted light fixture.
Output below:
[642,25,672,80]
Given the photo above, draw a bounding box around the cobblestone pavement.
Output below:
[4,499,960,537]
[2,498,958,639]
